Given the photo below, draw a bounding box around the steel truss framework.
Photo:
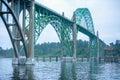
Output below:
[33,5,73,56]
[74,8,104,58]
[0,0,105,59]
[0,0,28,58]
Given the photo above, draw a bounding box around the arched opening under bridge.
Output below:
[35,24,61,57]
[77,32,89,58]
[0,17,13,57]
[0,17,12,49]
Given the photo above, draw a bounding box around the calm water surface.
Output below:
[0,58,120,80]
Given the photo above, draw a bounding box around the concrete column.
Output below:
[97,31,100,62]
[26,0,34,64]
[12,0,21,64]
[61,12,64,59]
[22,1,26,36]
[28,0,34,58]
[13,0,20,58]
[72,13,77,59]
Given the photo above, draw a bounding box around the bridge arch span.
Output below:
[34,15,62,43]
[74,8,95,34]
[34,14,72,56]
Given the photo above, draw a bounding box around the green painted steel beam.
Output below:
[33,4,73,56]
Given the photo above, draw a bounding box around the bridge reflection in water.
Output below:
[11,60,98,80]
[12,65,34,80]
[0,58,120,80]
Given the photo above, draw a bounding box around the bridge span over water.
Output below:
[0,0,105,64]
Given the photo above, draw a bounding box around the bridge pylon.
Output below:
[25,0,35,64]
[6,0,35,65]
[72,12,77,60]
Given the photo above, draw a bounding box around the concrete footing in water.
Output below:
[61,57,76,62]
[12,57,34,65]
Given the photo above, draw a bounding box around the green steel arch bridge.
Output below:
[0,0,105,64]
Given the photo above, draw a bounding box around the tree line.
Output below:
[1,40,119,58]
[0,39,89,58]
[105,40,120,57]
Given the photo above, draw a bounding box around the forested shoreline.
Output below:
[0,39,120,58]
[0,40,89,58]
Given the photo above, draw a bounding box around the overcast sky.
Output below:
[0,0,120,49]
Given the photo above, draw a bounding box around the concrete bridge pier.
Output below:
[12,0,35,65]
[12,57,34,65]
[72,13,77,60]
[96,31,100,63]
[25,0,35,65]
